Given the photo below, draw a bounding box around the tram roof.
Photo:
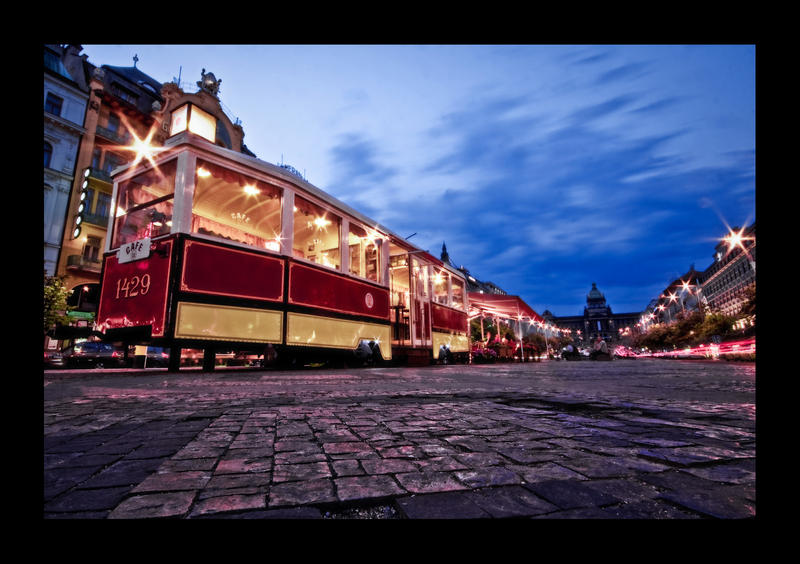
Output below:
[111,131,466,279]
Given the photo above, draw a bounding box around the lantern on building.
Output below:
[169,102,216,143]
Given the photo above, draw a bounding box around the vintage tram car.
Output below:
[95,127,470,370]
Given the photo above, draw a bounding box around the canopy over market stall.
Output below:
[467,292,550,360]
[467,293,543,324]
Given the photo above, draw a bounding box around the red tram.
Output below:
[95,127,470,370]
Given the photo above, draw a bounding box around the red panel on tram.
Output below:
[180,240,284,302]
[289,262,389,320]
[431,303,468,333]
[97,240,173,337]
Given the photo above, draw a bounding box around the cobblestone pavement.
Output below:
[43,358,756,519]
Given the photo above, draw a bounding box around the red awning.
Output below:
[467,292,543,323]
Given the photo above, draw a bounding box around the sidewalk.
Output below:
[44,360,756,519]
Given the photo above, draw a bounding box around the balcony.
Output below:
[95,125,132,145]
[66,255,102,274]
[83,212,110,228]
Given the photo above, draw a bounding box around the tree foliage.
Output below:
[633,308,736,351]
[43,273,72,335]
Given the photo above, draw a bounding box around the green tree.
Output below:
[43,273,72,336]
[697,312,734,342]
[738,284,756,318]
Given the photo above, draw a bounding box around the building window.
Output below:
[82,236,102,262]
[293,195,340,269]
[44,142,53,168]
[45,92,63,116]
[112,159,177,248]
[111,83,139,105]
[191,159,282,251]
[348,222,380,281]
[95,192,111,220]
[107,113,120,133]
[102,152,125,176]
[84,187,95,215]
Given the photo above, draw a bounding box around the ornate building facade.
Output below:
[52,47,254,332]
[44,45,89,276]
[544,283,642,346]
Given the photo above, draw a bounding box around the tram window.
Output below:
[112,159,177,248]
[293,195,340,270]
[348,223,380,281]
[451,277,465,309]
[433,269,448,305]
[191,160,282,251]
[412,258,429,298]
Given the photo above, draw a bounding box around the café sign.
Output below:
[118,237,151,264]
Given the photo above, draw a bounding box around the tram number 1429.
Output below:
[114,274,151,299]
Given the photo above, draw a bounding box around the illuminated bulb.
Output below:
[197,168,211,177]
[243,184,260,195]
[313,216,331,229]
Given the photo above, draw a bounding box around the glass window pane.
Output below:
[348,223,380,281]
[115,159,177,212]
[451,277,464,309]
[293,195,340,269]
[191,159,282,251]
[433,269,448,305]
[113,199,173,247]
[112,159,177,248]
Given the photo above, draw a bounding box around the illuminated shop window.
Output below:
[348,222,380,282]
[192,160,282,251]
[293,195,340,270]
[112,159,176,248]
[451,277,465,309]
[433,269,449,305]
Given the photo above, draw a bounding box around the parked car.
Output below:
[144,347,170,367]
[43,350,65,369]
[61,342,128,369]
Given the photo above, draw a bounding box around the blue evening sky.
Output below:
[79,44,755,316]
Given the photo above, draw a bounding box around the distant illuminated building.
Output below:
[699,222,755,317]
[545,283,642,345]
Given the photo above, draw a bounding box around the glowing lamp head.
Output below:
[169,102,216,143]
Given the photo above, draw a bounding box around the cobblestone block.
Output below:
[361,458,418,475]
[331,459,364,477]
[108,491,196,519]
[465,485,559,517]
[524,479,621,509]
[215,456,273,475]
[396,491,491,519]
[394,471,469,494]
[454,466,522,488]
[189,492,267,517]
[335,474,406,502]
[273,461,332,483]
[268,478,336,507]
[44,486,130,513]
[507,462,587,483]
[205,472,271,490]
[132,471,211,493]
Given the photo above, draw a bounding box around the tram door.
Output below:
[389,254,411,345]
[410,256,432,348]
